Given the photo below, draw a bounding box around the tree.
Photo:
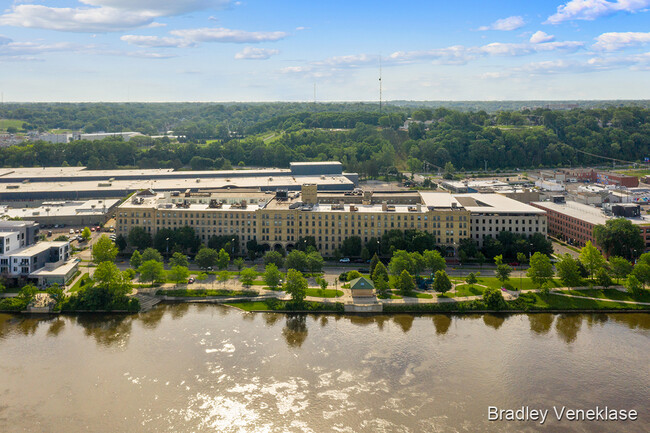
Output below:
[346,270,363,281]
[169,252,188,268]
[395,270,416,296]
[233,257,245,273]
[46,284,64,303]
[369,253,380,276]
[217,270,229,288]
[632,263,650,287]
[494,255,512,284]
[195,247,219,269]
[264,263,283,289]
[92,235,118,263]
[372,261,389,283]
[625,274,644,298]
[516,252,528,266]
[465,272,478,287]
[483,287,506,310]
[306,251,324,274]
[360,247,371,262]
[129,250,142,269]
[115,234,127,252]
[432,270,452,295]
[476,252,486,269]
[423,249,446,274]
[341,236,362,257]
[443,161,456,179]
[555,254,582,287]
[169,265,189,285]
[526,252,554,289]
[284,269,307,304]
[286,250,308,272]
[94,261,132,296]
[81,227,92,242]
[595,268,612,288]
[217,248,230,270]
[142,247,163,263]
[609,256,632,283]
[196,272,208,285]
[263,250,284,268]
[375,279,390,298]
[239,267,257,287]
[594,219,644,260]
[18,284,37,302]
[317,277,328,291]
[127,226,152,250]
[389,250,415,275]
[138,260,165,287]
[579,241,606,280]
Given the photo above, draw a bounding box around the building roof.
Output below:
[349,277,375,291]
[9,241,68,257]
[418,192,545,214]
[0,199,119,219]
[532,200,650,226]
[29,259,78,278]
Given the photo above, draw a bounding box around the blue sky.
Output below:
[1,0,649,101]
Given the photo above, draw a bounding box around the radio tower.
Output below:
[378,56,383,115]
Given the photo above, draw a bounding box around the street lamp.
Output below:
[166,237,169,258]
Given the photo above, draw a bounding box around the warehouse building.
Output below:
[116,187,546,256]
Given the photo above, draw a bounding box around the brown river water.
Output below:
[0,306,648,433]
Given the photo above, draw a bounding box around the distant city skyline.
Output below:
[1,0,649,102]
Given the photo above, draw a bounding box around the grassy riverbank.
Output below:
[157,288,258,297]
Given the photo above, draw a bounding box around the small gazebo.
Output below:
[348,277,375,297]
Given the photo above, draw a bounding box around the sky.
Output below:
[0,0,649,102]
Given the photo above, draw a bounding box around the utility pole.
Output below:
[379,56,382,115]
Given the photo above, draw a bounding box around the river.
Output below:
[0,306,648,432]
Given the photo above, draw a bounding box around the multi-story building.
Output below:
[532,200,650,252]
[117,186,547,256]
[0,220,76,285]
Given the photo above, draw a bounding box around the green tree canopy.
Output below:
[594,219,644,260]
[169,252,188,268]
[432,270,452,294]
[138,260,165,287]
[129,250,142,269]
[578,241,606,280]
[195,247,219,269]
[263,263,283,289]
[142,247,163,263]
[284,269,307,304]
[92,235,118,263]
[526,252,554,289]
[395,269,416,296]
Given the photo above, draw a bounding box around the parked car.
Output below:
[339,258,350,263]
[69,229,75,234]
[188,277,195,284]
[91,227,95,232]
[47,231,52,237]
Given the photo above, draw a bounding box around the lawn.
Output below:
[305,288,343,298]
[157,288,258,297]
[227,301,272,311]
[560,288,650,303]
[617,169,650,178]
[450,284,485,297]
[514,292,649,310]
[414,293,433,299]
[68,273,91,293]
[0,119,24,131]
[452,276,566,291]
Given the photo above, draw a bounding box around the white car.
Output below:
[69,229,75,234]
[339,258,351,263]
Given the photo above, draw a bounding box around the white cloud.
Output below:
[170,27,288,43]
[530,31,555,44]
[478,16,525,31]
[0,38,90,57]
[546,0,650,24]
[389,46,477,65]
[594,32,650,50]
[79,0,231,15]
[0,1,232,32]
[234,47,279,59]
[121,35,193,48]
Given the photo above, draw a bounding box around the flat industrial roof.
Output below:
[532,200,650,226]
[0,199,119,219]
[0,175,354,195]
